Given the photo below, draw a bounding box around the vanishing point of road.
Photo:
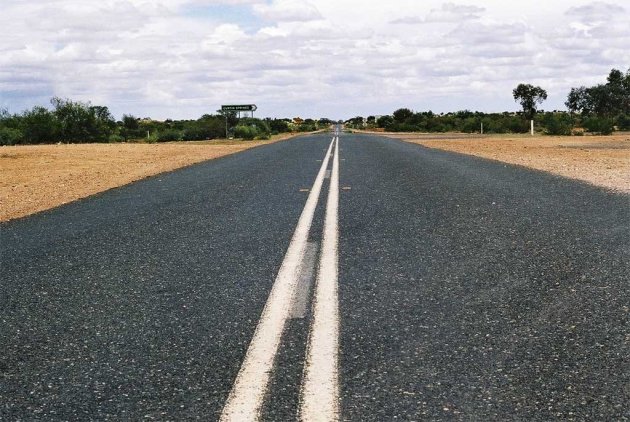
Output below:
[1,130,629,420]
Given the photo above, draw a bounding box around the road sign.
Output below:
[221,104,257,112]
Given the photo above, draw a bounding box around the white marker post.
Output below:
[530,119,534,136]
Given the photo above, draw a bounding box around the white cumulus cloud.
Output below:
[0,0,629,119]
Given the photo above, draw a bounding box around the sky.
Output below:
[1,0,629,120]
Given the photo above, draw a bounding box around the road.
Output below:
[1,130,629,421]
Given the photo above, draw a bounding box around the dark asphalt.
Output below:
[1,135,330,420]
[339,133,629,421]
[1,131,629,420]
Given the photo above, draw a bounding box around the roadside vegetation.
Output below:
[2,68,628,145]
[346,68,630,136]
[0,99,333,145]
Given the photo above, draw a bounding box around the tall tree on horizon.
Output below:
[512,84,548,120]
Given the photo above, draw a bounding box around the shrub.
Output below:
[583,116,614,135]
[108,134,124,143]
[542,113,573,135]
[157,129,183,142]
[0,127,23,145]
[21,106,61,143]
[234,125,257,140]
[268,118,290,133]
[182,126,207,141]
[461,117,480,133]
[615,114,630,130]
[376,115,394,129]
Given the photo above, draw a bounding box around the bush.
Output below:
[583,116,614,135]
[182,126,207,141]
[461,117,480,133]
[51,98,115,142]
[541,113,573,135]
[157,129,183,142]
[297,123,317,132]
[615,114,630,130]
[376,115,394,129]
[234,125,257,140]
[0,127,23,145]
[21,106,60,143]
[108,134,124,143]
[268,119,290,133]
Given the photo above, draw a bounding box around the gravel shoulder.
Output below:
[366,132,630,193]
[0,133,310,222]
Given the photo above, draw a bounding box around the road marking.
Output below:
[300,137,340,421]
[290,241,319,319]
[220,137,336,422]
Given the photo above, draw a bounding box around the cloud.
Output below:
[566,1,625,21]
[390,16,424,25]
[426,2,485,23]
[253,0,323,22]
[391,2,485,24]
[0,0,629,119]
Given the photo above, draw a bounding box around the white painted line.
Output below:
[290,241,319,319]
[300,136,340,421]
[220,137,336,422]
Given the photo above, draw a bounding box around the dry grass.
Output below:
[0,132,308,222]
[378,132,630,193]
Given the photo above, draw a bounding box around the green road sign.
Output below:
[221,104,257,112]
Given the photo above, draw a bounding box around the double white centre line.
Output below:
[220,136,341,421]
[300,136,340,421]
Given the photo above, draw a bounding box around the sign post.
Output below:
[221,104,257,112]
[220,105,258,139]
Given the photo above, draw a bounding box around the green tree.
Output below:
[0,127,23,145]
[121,114,140,140]
[21,106,60,143]
[376,115,394,129]
[346,116,364,128]
[318,118,333,128]
[267,118,290,134]
[392,108,413,123]
[566,68,630,117]
[513,84,547,119]
[540,112,573,135]
[50,97,115,142]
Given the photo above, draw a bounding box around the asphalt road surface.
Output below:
[1,130,629,421]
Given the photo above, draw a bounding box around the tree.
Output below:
[21,106,60,143]
[267,118,290,134]
[392,108,414,123]
[318,118,333,127]
[50,97,115,142]
[90,105,116,140]
[121,114,143,140]
[376,115,394,129]
[346,116,364,128]
[513,84,547,119]
[565,68,630,117]
[566,86,592,115]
